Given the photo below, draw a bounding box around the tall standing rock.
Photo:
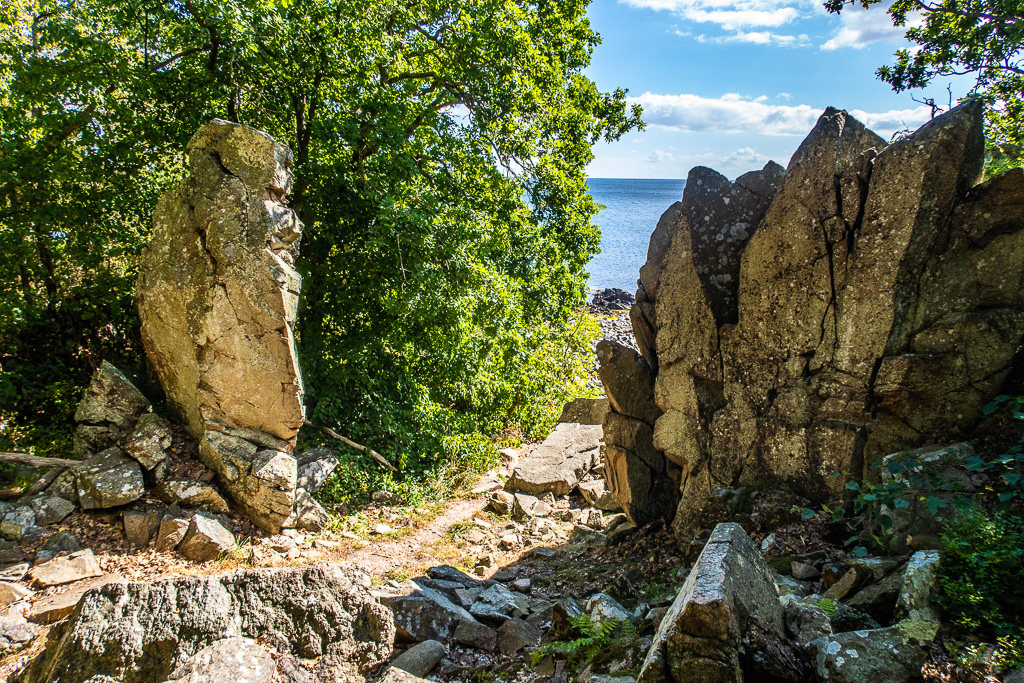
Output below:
[600,102,1024,545]
[137,120,305,532]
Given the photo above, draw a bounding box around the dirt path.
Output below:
[340,495,488,577]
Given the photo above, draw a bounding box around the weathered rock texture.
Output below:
[603,103,1024,542]
[14,563,393,683]
[137,119,305,531]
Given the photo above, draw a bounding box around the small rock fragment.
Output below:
[27,549,103,588]
[390,640,446,677]
[177,515,237,562]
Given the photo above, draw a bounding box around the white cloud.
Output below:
[777,92,792,100]
[849,105,932,137]
[621,0,811,28]
[630,92,821,135]
[722,146,772,167]
[697,30,809,45]
[820,2,919,49]
[647,148,676,163]
[629,91,936,139]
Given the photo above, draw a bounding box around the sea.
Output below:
[586,178,685,292]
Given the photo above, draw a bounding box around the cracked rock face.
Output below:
[137,119,305,532]
[603,103,1024,544]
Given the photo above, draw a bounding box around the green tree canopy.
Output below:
[825,0,1024,169]
[0,0,640,487]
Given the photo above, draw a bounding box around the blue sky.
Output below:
[584,0,974,179]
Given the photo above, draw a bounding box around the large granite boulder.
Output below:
[73,362,152,457]
[601,102,1024,544]
[137,119,306,532]
[13,563,393,683]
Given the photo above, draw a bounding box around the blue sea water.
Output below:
[586,178,685,292]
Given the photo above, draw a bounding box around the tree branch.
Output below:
[302,420,399,472]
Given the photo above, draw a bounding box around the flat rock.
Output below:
[75,448,145,510]
[505,423,602,496]
[378,580,478,642]
[27,549,103,588]
[164,637,275,683]
[586,593,633,626]
[453,617,496,650]
[27,574,126,625]
[177,515,236,562]
[512,493,551,521]
[155,479,230,514]
[13,563,393,683]
[390,640,445,677]
[810,619,939,683]
[378,668,432,683]
[0,581,33,609]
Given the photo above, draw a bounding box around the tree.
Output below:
[0,0,640,488]
[825,0,1024,170]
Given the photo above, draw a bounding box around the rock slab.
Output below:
[505,423,602,496]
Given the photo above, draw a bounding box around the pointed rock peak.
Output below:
[788,108,887,174]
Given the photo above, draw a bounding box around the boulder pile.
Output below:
[601,102,1024,543]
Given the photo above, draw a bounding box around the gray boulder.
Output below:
[637,523,796,682]
[579,479,623,512]
[75,448,145,510]
[13,563,393,683]
[378,580,479,642]
[122,414,173,470]
[162,637,275,683]
[74,362,151,429]
[155,479,230,514]
[389,640,445,677]
[28,496,75,527]
[285,488,330,532]
[1,505,37,541]
[155,516,190,552]
[0,613,39,656]
[505,422,602,496]
[895,550,941,623]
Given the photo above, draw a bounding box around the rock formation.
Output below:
[602,102,1024,543]
[13,563,393,683]
[137,119,307,532]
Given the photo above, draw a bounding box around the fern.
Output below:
[530,614,620,666]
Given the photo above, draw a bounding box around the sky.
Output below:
[583,0,975,179]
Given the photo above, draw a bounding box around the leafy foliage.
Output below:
[0,1,636,491]
[824,0,1024,171]
[936,508,1024,644]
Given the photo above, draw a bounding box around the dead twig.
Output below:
[302,421,398,473]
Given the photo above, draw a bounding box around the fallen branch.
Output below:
[302,420,399,473]
[0,452,80,469]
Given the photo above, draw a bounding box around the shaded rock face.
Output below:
[137,119,305,532]
[602,103,1024,544]
[13,563,393,683]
